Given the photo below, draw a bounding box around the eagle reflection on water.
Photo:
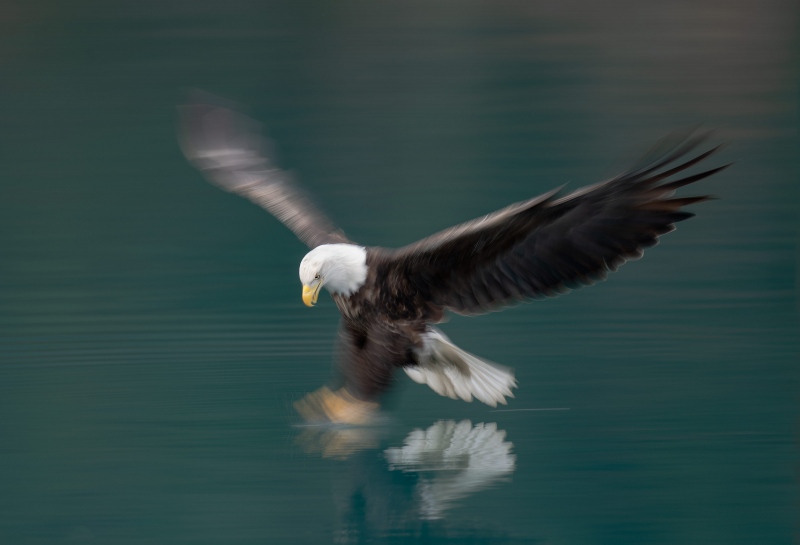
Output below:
[297,420,516,542]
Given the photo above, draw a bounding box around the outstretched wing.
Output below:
[178,93,349,249]
[381,132,729,316]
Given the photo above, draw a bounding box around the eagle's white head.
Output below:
[299,244,368,306]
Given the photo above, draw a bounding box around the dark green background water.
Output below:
[1,1,797,543]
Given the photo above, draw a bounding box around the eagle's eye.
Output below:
[315,274,321,280]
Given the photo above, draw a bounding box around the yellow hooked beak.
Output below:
[302,283,321,307]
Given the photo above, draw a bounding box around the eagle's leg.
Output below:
[295,321,420,424]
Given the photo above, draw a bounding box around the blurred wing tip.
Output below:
[717,161,735,173]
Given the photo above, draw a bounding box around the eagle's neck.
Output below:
[318,244,368,297]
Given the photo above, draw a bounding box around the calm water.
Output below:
[1,1,797,543]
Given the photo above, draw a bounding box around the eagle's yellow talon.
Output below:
[295,386,378,425]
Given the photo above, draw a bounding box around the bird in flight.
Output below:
[179,94,728,424]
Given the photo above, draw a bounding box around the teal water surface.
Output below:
[1,1,797,544]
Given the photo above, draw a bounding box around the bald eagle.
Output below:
[179,96,728,424]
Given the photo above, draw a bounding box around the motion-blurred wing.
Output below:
[178,93,349,249]
[384,132,729,316]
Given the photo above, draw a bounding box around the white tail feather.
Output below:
[405,329,517,407]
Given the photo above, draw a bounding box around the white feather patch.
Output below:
[405,329,517,407]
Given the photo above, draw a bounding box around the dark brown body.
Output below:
[332,250,436,402]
